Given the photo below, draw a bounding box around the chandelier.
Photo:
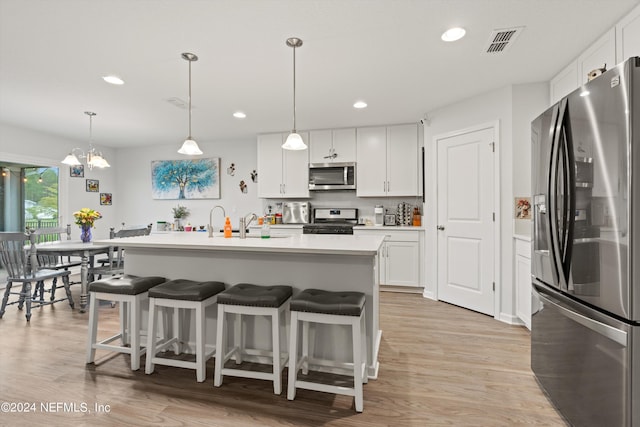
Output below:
[61,112,110,169]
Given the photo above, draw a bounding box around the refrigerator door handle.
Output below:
[559,105,576,287]
[547,103,563,287]
[537,292,628,347]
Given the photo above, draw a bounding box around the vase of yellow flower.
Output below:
[73,207,102,243]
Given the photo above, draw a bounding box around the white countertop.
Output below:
[353,225,425,231]
[95,232,385,256]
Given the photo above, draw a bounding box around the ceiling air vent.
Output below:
[484,26,524,54]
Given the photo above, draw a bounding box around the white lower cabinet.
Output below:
[515,237,532,330]
[354,228,422,288]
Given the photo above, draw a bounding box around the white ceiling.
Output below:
[1,0,638,149]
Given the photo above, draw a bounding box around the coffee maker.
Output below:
[374,205,384,226]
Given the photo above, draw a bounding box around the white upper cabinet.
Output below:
[309,128,356,164]
[356,127,387,196]
[577,28,616,86]
[356,124,419,197]
[257,132,309,198]
[616,3,640,62]
[386,124,419,197]
[550,61,578,105]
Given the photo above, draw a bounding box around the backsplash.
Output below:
[263,191,423,224]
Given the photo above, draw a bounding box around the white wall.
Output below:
[512,83,549,236]
[115,139,262,231]
[0,122,117,239]
[423,83,548,323]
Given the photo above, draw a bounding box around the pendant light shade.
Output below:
[61,111,111,169]
[178,52,203,155]
[283,37,307,151]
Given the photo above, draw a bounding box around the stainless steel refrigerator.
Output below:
[531,56,639,426]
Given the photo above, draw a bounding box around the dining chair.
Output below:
[0,231,74,321]
[29,225,81,302]
[89,224,152,280]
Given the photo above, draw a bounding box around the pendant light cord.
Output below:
[188,58,192,138]
[292,44,296,133]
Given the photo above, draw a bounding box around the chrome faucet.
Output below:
[239,213,257,239]
[208,205,226,238]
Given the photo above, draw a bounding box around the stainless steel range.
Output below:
[302,208,358,235]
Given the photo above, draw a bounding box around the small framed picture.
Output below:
[86,179,99,192]
[70,165,84,177]
[100,193,112,205]
[515,197,531,219]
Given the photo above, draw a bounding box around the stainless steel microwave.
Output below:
[308,162,356,191]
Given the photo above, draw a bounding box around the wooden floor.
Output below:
[0,281,566,426]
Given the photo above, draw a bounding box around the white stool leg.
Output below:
[173,306,181,354]
[234,313,243,364]
[272,308,282,395]
[214,304,226,387]
[352,314,363,413]
[86,293,99,364]
[302,320,310,375]
[130,294,142,371]
[361,310,368,384]
[195,303,206,382]
[145,297,158,375]
[120,301,129,346]
[287,311,299,401]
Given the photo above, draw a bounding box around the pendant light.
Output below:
[282,37,307,150]
[61,112,111,169]
[178,52,203,155]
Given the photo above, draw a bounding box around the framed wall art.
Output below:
[86,179,99,192]
[70,165,84,177]
[151,158,220,199]
[514,197,531,219]
[100,193,112,205]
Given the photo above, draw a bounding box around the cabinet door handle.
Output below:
[383,181,386,192]
[437,225,445,230]
[282,183,286,194]
[387,181,390,193]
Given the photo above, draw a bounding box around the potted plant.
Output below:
[172,205,190,230]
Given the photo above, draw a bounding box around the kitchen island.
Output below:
[94,232,384,378]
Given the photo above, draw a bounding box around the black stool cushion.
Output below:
[217,283,292,308]
[89,275,166,296]
[149,279,226,301]
[290,289,366,316]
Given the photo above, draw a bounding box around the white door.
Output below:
[436,127,495,316]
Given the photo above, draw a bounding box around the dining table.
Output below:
[36,240,112,312]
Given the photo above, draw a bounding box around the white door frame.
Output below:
[429,121,501,320]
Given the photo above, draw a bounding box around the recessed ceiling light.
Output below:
[233,111,247,119]
[103,75,124,85]
[353,101,367,109]
[441,27,466,42]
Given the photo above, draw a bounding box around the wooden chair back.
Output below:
[0,231,34,279]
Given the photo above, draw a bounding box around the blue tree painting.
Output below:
[151,158,220,199]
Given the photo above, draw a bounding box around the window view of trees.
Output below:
[24,167,59,227]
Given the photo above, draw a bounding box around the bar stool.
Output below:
[86,275,166,370]
[145,279,226,382]
[287,289,368,412]
[214,283,292,394]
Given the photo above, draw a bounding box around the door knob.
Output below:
[437,225,445,230]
